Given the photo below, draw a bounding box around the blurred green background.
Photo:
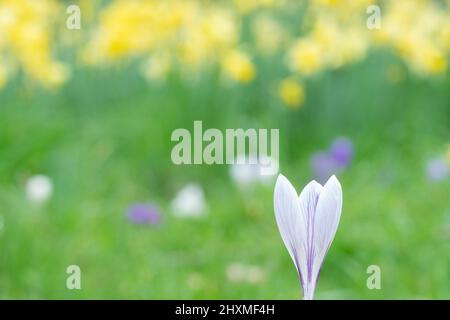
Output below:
[0,0,449,299]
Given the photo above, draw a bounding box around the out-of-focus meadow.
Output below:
[0,0,449,299]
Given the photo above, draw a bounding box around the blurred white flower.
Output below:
[229,154,278,186]
[226,262,245,282]
[226,262,266,284]
[25,175,53,204]
[246,265,266,284]
[171,183,206,218]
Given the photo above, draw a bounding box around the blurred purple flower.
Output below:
[330,137,354,168]
[310,151,338,184]
[310,137,354,183]
[127,203,162,225]
[426,158,449,182]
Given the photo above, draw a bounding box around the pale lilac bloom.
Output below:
[310,152,338,185]
[330,137,353,168]
[127,203,162,225]
[311,137,354,183]
[274,174,343,300]
[426,158,449,182]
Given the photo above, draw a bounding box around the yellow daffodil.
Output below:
[278,78,305,109]
[221,49,256,83]
[289,39,323,76]
[0,0,68,87]
[252,15,286,55]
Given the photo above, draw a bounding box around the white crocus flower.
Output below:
[274,174,343,300]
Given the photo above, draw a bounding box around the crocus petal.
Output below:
[274,174,308,285]
[311,175,343,285]
[297,180,323,298]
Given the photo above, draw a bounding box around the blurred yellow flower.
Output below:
[375,0,449,75]
[29,61,70,88]
[221,49,256,83]
[233,0,280,14]
[0,0,68,88]
[79,0,98,24]
[439,21,450,51]
[310,0,374,21]
[0,0,448,90]
[278,78,305,109]
[251,14,286,55]
[83,0,244,83]
[177,6,238,69]
[413,45,447,74]
[288,39,323,75]
[312,17,368,69]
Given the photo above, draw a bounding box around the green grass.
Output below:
[0,53,449,299]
